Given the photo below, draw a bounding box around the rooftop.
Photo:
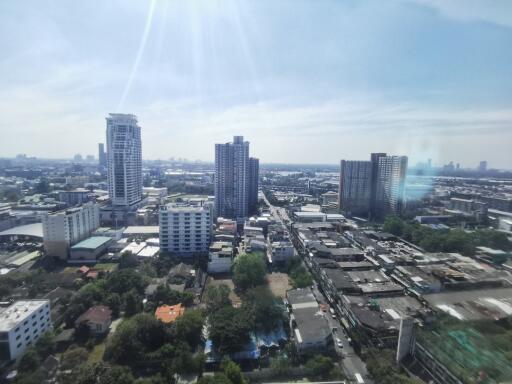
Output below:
[75,305,112,325]
[122,226,159,235]
[286,288,318,309]
[155,303,185,323]
[0,300,49,331]
[424,287,512,321]
[0,223,43,239]
[292,307,331,342]
[71,236,111,250]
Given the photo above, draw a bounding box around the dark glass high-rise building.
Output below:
[248,157,259,214]
[98,143,106,167]
[339,160,372,217]
[339,153,408,219]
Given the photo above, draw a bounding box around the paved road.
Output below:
[263,191,372,383]
[311,285,372,383]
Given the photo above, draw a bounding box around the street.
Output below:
[262,191,372,383]
[312,284,373,384]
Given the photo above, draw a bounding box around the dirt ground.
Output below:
[267,272,292,298]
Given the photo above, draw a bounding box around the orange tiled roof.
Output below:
[155,303,185,324]
[86,270,99,279]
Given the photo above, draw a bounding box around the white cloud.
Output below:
[137,96,512,167]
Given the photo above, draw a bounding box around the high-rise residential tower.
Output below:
[373,155,408,219]
[338,160,372,217]
[106,114,142,207]
[98,143,107,167]
[214,136,251,221]
[338,153,408,219]
[248,157,259,214]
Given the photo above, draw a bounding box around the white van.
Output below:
[355,373,365,383]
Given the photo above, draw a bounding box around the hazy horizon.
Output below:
[1,1,512,168]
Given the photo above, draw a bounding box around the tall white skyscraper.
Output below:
[215,136,251,221]
[106,113,142,207]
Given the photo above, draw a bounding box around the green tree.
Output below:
[106,293,122,317]
[75,362,135,384]
[124,289,143,316]
[221,359,246,384]
[18,347,40,373]
[203,284,232,314]
[197,373,232,384]
[232,252,267,291]
[305,355,334,380]
[289,265,313,288]
[174,309,205,347]
[171,346,198,374]
[383,216,405,236]
[209,307,252,354]
[104,313,170,364]
[270,356,292,377]
[35,330,56,357]
[443,230,474,255]
[107,269,146,295]
[150,285,194,307]
[119,253,139,269]
[242,286,285,331]
[13,371,45,384]
[364,348,419,384]
[61,346,89,370]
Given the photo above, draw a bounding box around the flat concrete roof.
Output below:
[0,300,49,332]
[123,226,159,235]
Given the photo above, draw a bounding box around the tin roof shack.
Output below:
[393,265,443,294]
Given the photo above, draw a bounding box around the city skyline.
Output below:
[1,1,512,167]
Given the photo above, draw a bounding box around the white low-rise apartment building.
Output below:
[207,241,234,274]
[159,202,213,257]
[0,300,52,361]
[42,202,100,259]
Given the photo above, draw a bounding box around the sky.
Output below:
[1,0,512,168]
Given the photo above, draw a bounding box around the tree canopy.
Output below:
[382,216,512,257]
[241,286,285,331]
[304,355,335,380]
[208,306,252,353]
[203,284,232,314]
[104,313,171,364]
[232,252,267,291]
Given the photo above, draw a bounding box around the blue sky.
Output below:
[1,0,511,168]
